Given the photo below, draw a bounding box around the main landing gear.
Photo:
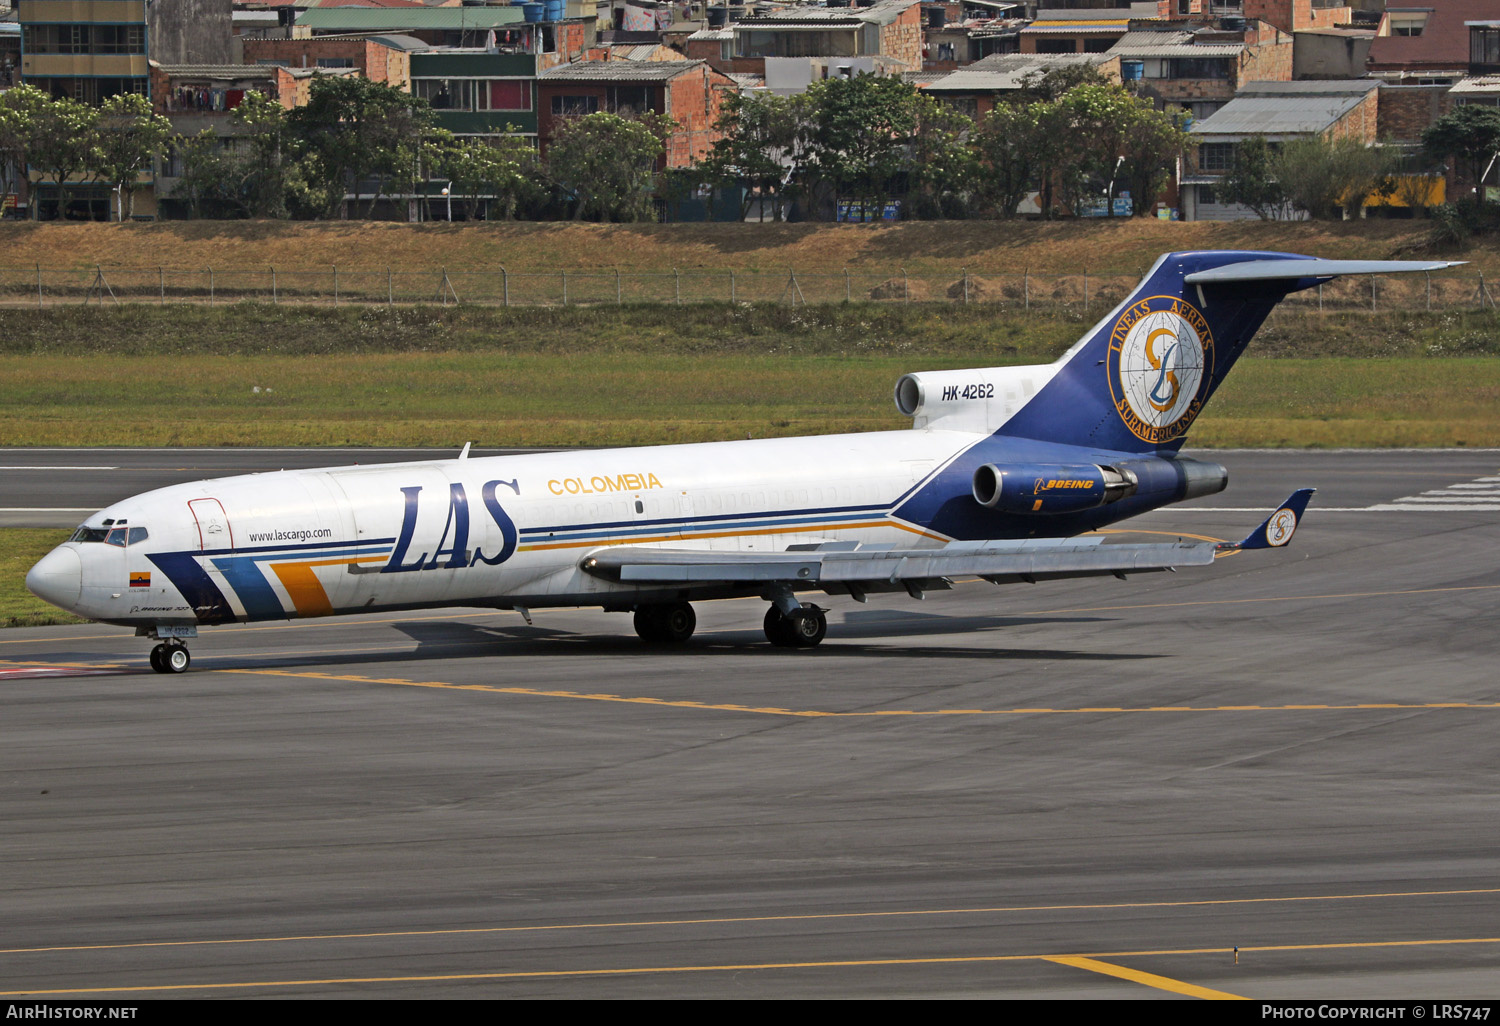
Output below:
[763,604,827,648]
[633,601,697,644]
[149,641,191,674]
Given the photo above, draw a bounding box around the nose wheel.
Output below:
[149,642,191,674]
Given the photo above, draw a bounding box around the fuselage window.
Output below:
[128,527,150,545]
[105,528,128,546]
[69,526,109,543]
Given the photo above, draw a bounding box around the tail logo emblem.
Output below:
[1265,507,1298,546]
[1107,296,1215,444]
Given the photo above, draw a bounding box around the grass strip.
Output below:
[0,530,86,628]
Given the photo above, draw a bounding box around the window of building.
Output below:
[1390,13,1428,36]
[551,94,599,116]
[1169,57,1231,79]
[415,78,473,110]
[1035,38,1078,54]
[1198,142,1234,171]
[316,58,354,69]
[487,80,531,111]
[1083,37,1113,53]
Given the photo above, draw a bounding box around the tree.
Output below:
[1219,135,1287,220]
[1423,104,1500,202]
[695,91,807,221]
[173,130,247,219]
[29,94,99,220]
[906,93,976,219]
[94,93,173,221]
[287,75,437,219]
[800,73,921,221]
[1274,135,1396,220]
[545,110,672,222]
[1054,85,1188,216]
[231,90,291,219]
[973,101,1048,218]
[437,133,543,220]
[0,85,48,214]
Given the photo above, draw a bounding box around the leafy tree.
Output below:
[231,90,291,219]
[0,85,48,213]
[1054,84,1188,216]
[1274,135,1395,220]
[695,91,806,221]
[906,93,976,219]
[172,130,248,219]
[1422,104,1500,202]
[437,132,543,220]
[972,101,1047,218]
[1219,135,1287,220]
[546,110,672,222]
[29,94,99,220]
[287,75,437,219]
[94,93,173,221]
[799,73,921,221]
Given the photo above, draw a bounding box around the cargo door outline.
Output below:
[188,498,234,551]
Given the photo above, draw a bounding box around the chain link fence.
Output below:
[1,265,1495,314]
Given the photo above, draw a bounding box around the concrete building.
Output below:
[724,0,925,75]
[1366,0,1500,84]
[1018,4,1159,54]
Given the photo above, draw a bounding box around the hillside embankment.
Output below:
[0,218,1486,275]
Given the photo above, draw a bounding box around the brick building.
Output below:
[1110,21,1293,120]
[536,59,735,167]
[1242,0,1354,34]
[1366,0,1500,84]
[242,35,424,90]
[1181,79,1378,219]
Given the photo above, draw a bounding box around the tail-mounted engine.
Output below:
[972,463,1138,515]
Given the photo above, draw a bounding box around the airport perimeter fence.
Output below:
[1,264,1496,315]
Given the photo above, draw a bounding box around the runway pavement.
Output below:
[3,449,1499,998]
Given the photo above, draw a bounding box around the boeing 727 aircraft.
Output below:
[27,250,1458,672]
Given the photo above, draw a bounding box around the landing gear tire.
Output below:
[633,602,696,644]
[151,642,190,674]
[764,605,826,648]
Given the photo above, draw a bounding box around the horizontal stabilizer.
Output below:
[1185,259,1464,284]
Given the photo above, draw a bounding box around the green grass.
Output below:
[0,530,86,628]
[5,304,1500,447]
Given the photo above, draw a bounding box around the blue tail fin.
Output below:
[995,251,1456,454]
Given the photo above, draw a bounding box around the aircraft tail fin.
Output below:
[987,252,1461,454]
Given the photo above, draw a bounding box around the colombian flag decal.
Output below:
[129,571,150,588]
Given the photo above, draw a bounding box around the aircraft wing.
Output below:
[583,535,1211,589]
[580,490,1315,596]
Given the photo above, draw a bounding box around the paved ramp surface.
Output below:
[3,450,1499,998]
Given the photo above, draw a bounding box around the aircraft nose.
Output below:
[26,546,82,611]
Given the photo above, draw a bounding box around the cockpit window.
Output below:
[70,525,149,546]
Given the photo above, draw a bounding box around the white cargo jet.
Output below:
[27,250,1456,672]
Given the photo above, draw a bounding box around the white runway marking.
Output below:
[0,466,117,471]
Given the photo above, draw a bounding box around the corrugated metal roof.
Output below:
[687,28,733,40]
[1189,93,1369,137]
[542,59,706,81]
[924,52,1113,91]
[739,0,918,27]
[1236,79,1379,96]
[1021,21,1129,34]
[1111,41,1243,56]
[296,8,526,31]
[1450,75,1500,93]
[157,65,280,79]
